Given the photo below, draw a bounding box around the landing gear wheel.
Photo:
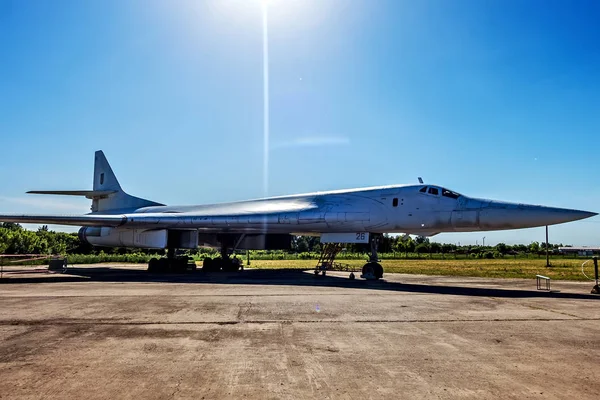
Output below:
[362,262,381,280]
[203,257,242,272]
[173,257,188,273]
[148,258,159,272]
[373,263,383,279]
[148,253,194,274]
[219,257,241,272]
[157,258,168,273]
[203,257,218,272]
[362,263,374,279]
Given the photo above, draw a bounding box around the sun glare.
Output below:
[166,0,325,200]
[262,1,270,197]
[211,0,315,27]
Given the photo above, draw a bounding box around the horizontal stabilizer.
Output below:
[419,232,440,237]
[404,231,440,237]
[0,213,126,227]
[24,151,164,212]
[27,190,118,199]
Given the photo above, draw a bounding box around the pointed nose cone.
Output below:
[479,201,597,231]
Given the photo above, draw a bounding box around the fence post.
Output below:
[592,257,599,294]
[545,225,550,267]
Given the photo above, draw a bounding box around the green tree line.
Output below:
[293,233,565,257]
[0,223,571,259]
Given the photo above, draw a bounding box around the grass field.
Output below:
[247,258,597,281]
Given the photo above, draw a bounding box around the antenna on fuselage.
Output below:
[418,177,424,184]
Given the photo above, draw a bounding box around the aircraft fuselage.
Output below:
[120,183,595,236]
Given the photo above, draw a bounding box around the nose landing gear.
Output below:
[361,262,383,280]
[361,234,384,280]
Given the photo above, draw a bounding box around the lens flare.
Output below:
[262,2,270,197]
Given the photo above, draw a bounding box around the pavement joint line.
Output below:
[1,317,599,326]
[520,304,582,319]
[492,297,586,319]
[1,290,596,299]
[0,293,437,298]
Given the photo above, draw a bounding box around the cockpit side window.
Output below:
[419,186,427,193]
[428,187,439,196]
[442,188,460,199]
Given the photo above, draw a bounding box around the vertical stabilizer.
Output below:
[90,151,164,213]
[93,151,122,192]
[27,151,165,213]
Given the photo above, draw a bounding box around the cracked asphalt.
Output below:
[1,264,599,399]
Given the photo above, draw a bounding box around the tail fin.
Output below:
[28,150,165,213]
[93,151,122,192]
[89,151,164,212]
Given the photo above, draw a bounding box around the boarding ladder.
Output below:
[315,243,355,275]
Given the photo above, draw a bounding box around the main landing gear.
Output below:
[148,248,197,273]
[202,245,243,272]
[361,235,384,280]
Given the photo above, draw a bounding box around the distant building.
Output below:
[558,247,600,256]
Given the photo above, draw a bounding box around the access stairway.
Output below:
[314,243,357,279]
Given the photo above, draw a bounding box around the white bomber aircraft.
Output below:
[0,151,596,279]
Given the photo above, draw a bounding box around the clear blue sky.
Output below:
[1,0,599,245]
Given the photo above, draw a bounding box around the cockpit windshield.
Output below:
[441,188,461,199]
[418,186,461,199]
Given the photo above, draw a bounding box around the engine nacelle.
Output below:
[79,227,198,249]
[78,228,289,250]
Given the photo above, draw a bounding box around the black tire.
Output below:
[173,258,187,273]
[148,258,159,272]
[157,258,168,273]
[362,263,375,277]
[349,272,355,280]
[224,261,232,272]
[373,263,384,279]
[213,257,223,272]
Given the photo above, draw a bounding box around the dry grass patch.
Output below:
[248,258,592,281]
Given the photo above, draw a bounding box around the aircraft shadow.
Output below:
[1,265,599,301]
